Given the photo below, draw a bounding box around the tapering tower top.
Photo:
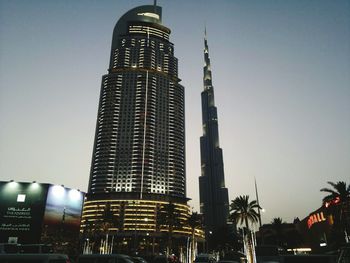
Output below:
[199,27,229,234]
[203,29,215,108]
[203,28,213,90]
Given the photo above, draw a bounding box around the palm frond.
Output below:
[327,181,337,188]
[229,195,260,228]
[321,181,350,203]
[320,188,336,194]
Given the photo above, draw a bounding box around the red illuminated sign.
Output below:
[307,212,326,229]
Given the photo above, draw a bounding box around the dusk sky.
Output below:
[1,0,349,225]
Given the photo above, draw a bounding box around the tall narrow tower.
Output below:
[199,31,229,233]
[88,5,186,198]
[80,5,202,253]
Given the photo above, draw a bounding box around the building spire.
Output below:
[255,177,262,227]
[199,26,229,237]
[203,28,213,91]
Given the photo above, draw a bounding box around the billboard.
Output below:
[0,181,84,245]
[0,181,49,243]
[41,185,84,246]
[43,185,84,229]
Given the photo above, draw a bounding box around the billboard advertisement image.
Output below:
[43,185,84,229]
[41,185,84,250]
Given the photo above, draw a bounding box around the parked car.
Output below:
[0,243,53,254]
[19,244,54,254]
[221,251,246,263]
[77,254,135,263]
[132,256,148,263]
[0,243,18,254]
[0,253,70,263]
[195,254,217,263]
[218,260,240,263]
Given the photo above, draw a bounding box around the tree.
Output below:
[187,212,202,263]
[229,195,260,263]
[229,195,260,230]
[271,217,284,247]
[157,202,182,255]
[320,181,350,244]
[321,181,350,204]
[101,203,116,230]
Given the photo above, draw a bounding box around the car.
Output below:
[19,244,54,254]
[77,254,135,263]
[0,253,70,263]
[132,256,148,263]
[0,243,18,254]
[195,254,217,263]
[221,251,246,263]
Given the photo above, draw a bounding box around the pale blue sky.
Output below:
[1,0,349,225]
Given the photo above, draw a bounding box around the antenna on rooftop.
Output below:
[154,0,157,13]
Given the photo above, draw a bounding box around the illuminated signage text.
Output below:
[307,212,326,229]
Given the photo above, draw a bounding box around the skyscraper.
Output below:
[199,31,230,234]
[80,4,203,254]
[88,5,185,198]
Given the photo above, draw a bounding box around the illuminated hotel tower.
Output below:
[88,5,185,198]
[199,31,229,233]
[81,5,201,253]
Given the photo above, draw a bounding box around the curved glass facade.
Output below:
[88,5,185,199]
[82,5,194,254]
[81,194,203,237]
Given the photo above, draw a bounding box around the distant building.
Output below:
[296,198,350,252]
[199,31,230,235]
[256,198,350,252]
[0,181,84,248]
[257,220,302,249]
[81,4,203,254]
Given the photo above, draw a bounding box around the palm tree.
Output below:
[187,212,202,263]
[99,203,117,253]
[320,181,350,242]
[229,195,260,230]
[80,204,117,253]
[321,181,350,203]
[229,195,260,263]
[271,217,283,224]
[157,202,182,255]
[271,217,284,247]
